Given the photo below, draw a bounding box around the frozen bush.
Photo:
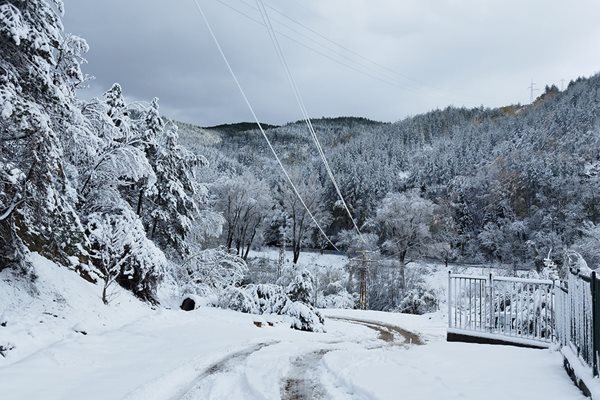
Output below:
[216,282,326,332]
[247,284,289,314]
[397,285,438,315]
[316,281,356,309]
[317,289,356,309]
[275,263,296,288]
[218,286,259,314]
[281,301,325,332]
[286,268,314,304]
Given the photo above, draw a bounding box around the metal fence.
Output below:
[448,273,555,345]
[555,268,599,377]
[449,268,600,377]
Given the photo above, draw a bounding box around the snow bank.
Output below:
[0,253,151,365]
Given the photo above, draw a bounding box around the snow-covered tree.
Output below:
[276,171,329,264]
[145,120,202,256]
[175,246,247,296]
[335,229,378,257]
[86,209,165,304]
[212,172,272,259]
[371,190,435,293]
[0,0,85,271]
[286,268,314,305]
[573,221,600,270]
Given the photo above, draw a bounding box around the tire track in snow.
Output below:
[281,349,331,400]
[328,317,424,345]
[172,341,277,400]
[281,317,422,400]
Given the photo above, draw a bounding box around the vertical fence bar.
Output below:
[531,283,535,340]
[469,279,473,329]
[516,281,521,336]
[541,284,546,340]
[592,271,598,377]
[503,281,507,335]
[595,275,600,377]
[479,281,485,331]
[489,273,494,333]
[454,276,458,328]
[448,272,452,329]
[459,278,462,328]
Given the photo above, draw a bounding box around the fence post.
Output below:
[592,270,598,377]
[488,273,494,333]
[448,271,452,328]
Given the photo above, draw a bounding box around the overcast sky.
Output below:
[63,0,600,126]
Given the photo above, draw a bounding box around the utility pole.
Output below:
[351,250,378,310]
[277,229,285,278]
[359,251,368,310]
[528,79,539,103]
[560,79,565,91]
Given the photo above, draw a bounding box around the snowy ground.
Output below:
[248,248,349,270]
[0,253,586,399]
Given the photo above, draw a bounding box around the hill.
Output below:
[177,75,600,271]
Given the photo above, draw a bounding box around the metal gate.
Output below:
[448,273,555,347]
[555,268,600,377]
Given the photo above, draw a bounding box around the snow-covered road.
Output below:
[0,259,587,399]
[1,309,586,400]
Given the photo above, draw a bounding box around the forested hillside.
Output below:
[2,0,599,317]
[179,78,600,274]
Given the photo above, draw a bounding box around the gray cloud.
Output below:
[63,0,600,126]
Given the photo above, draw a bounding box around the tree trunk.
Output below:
[399,250,406,294]
[243,228,257,260]
[293,243,301,264]
[150,218,158,240]
[136,188,144,216]
[225,225,234,249]
[102,281,109,305]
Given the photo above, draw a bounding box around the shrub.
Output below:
[397,285,438,315]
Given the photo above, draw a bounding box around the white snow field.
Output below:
[0,253,586,400]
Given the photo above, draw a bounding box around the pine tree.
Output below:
[287,268,314,305]
[0,0,84,271]
[146,120,202,256]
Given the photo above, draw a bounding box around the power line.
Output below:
[261,1,434,91]
[211,0,416,90]
[254,0,369,246]
[252,0,469,104]
[191,0,339,252]
[233,0,414,89]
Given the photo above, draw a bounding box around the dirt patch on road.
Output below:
[281,349,331,400]
[328,317,424,345]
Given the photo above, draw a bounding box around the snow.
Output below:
[321,341,582,400]
[0,254,587,399]
[249,248,349,269]
[562,345,600,399]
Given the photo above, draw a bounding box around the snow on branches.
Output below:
[175,246,247,297]
[86,209,166,304]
